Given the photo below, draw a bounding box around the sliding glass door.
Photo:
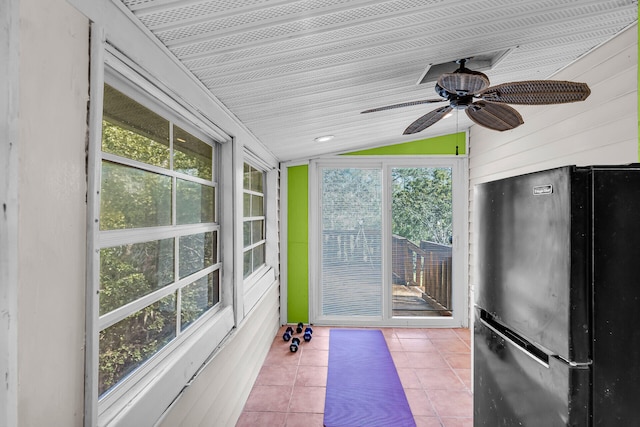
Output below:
[310,158,466,327]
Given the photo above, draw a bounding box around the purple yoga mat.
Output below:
[323,329,416,427]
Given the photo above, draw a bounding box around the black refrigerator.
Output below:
[474,164,640,426]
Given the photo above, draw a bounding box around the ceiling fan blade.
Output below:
[361,98,445,114]
[437,71,490,96]
[478,80,591,105]
[403,106,453,134]
[466,101,524,131]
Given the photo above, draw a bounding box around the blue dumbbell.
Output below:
[303,327,313,342]
[289,337,301,352]
[282,326,294,341]
[296,322,304,334]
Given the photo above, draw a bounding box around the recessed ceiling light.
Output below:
[314,135,335,143]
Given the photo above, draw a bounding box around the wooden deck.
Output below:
[393,284,452,317]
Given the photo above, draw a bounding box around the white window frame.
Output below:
[85,39,235,427]
[242,162,267,280]
[309,156,468,328]
[239,149,278,316]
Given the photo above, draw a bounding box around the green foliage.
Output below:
[392,167,452,245]
[180,274,215,331]
[102,120,170,169]
[99,240,174,315]
[99,298,176,395]
[100,161,172,230]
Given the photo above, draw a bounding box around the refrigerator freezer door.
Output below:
[474,309,590,426]
[474,166,590,362]
[591,167,640,425]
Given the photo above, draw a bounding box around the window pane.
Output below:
[391,167,453,317]
[212,270,220,304]
[180,272,219,331]
[251,194,264,216]
[243,221,251,248]
[253,244,265,271]
[173,126,212,180]
[243,251,252,278]
[243,192,251,217]
[99,293,177,397]
[102,85,170,168]
[176,179,214,225]
[243,163,251,189]
[211,230,218,264]
[100,161,172,230]
[251,168,263,193]
[99,239,174,315]
[321,168,383,317]
[252,220,264,244]
[179,232,214,279]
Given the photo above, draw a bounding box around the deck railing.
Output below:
[392,235,452,311]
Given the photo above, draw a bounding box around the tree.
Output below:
[391,167,452,245]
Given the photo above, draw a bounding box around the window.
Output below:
[97,83,220,398]
[243,163,266,278]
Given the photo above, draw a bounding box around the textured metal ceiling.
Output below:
[118,0,637,161]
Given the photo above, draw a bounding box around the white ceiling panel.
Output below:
[117,0,637,160]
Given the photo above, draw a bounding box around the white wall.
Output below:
[4,0,283,425]
[17,0,89,424]
[0,0,20,425]
[468,23,638,307]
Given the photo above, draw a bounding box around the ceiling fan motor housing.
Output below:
[450,95,474,109]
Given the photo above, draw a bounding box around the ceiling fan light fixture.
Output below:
[314,135,335,143]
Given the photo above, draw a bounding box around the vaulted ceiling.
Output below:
[118,0,637,161]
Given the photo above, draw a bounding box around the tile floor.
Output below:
[236,326,473,427]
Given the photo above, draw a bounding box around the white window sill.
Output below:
[244,266,276,314]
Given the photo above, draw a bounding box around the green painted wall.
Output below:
[287,165,309,323]
[285,133,465,323]
[346,132,466,156]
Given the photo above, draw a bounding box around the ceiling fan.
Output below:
[361,59,591,134]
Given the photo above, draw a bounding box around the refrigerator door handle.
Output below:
[553,354,592,367]
[479,309,550,367]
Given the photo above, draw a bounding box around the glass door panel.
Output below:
[320,167,383,317]
[391,167,453,317]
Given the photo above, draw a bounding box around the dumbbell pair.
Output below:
[283,323,313,352]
